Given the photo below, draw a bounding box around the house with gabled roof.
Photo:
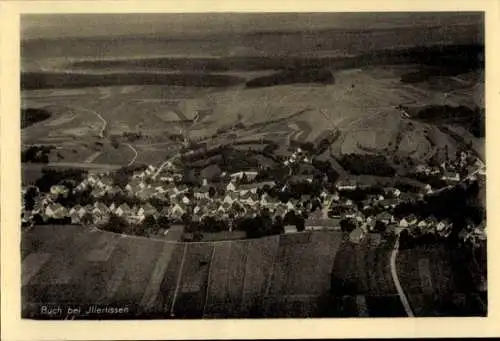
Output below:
[407,214,418,226]
[442,171,460,182]
[336,179,357,191]
[50,185,69,198]
[226,181,237,192]
[171,203,186,217]
[399,218,409,228]
[223,192,237,205]
[69,210,81,224]
[142,202,157,216]
[115,203,131,217]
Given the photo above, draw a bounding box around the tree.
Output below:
[81,213,94,226]
[208,186,216,198]
[340,219,356,233]
[283,210,297,225]
[373,220,386,233]
[296,216,306,232]
[142,215,157,231]
[157,215,170,229]
[102,213,128,234]
[272,215,284,235]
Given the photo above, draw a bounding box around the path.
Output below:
[83,151,102,164]
[125,143,138,167]
[64,105,107,139]
[152,151,181,180]
[390,233,415,317]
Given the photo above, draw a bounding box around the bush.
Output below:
[101,213,128,234]
[21,108,52,128]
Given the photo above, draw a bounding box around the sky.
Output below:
[21,12,483,40]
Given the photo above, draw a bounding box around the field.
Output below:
[396,244,487,316]
[22,224,486,318]
[20,226,363,318]
[22,58,484,183]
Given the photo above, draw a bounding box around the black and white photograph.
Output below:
[18,11,487,320]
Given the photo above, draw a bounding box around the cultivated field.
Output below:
[22,63,483,179]
[20,226,376,318]
[396,244,487,316]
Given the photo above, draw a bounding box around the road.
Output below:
[390,233,415,317]
[321,196,334,220]
[152,151,181,180]
[125,143,138,166]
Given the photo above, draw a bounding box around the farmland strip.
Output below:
[140,243,176,311]
[418,258,433,294]
[169,243,188,316]
[202,245,216,316]
[86,235,120,262]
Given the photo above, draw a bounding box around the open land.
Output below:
[22,225,485,318]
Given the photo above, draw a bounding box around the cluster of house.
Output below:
[414,150,478,184]
[283,147,311,167]
[21,144,486,244]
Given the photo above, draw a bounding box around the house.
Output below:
[349,226,365,244]
[87,175,98,185]
[194,186,210,199]
[51,203,68,219]
[441,171,460,182]
[376,212,393,225]
[239,181,276,192]
[115,203,131,217]
[286,200,296,211]
[44,204,57,219]
[284,225,297,234]
[181,195,191,205]
[424,184,433,194]
[171,203,187,217]
[417,220,428,229]
[160,176,175,183]
[379,199,398,209]
[230,171,258,182]
[336,179,357,191]
[226,181,237,192]
[70,210,81,224]
[50,185,69,198]
[223,192,237,205]
[142,203,157,216]
[399,218,409,228]
[407,214,418,226]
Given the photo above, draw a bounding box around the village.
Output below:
[21,143,486,245]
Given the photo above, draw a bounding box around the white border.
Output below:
[2,1,499,339]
